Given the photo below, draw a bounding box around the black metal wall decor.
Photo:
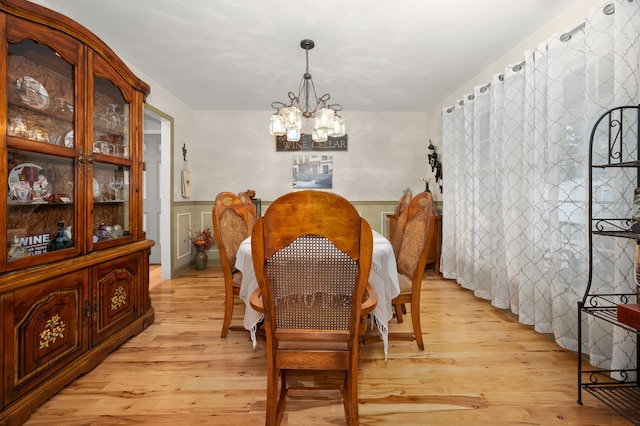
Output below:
[426,140,443,193]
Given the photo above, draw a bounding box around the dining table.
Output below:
[235,230,400,359]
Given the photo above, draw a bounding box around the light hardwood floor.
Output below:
[23,266,631,425]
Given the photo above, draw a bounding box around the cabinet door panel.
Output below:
[3,15,86,272]
[4,271,88,404]
[88,52,137,251]
[91,253,139,345]
[6,149,79,270]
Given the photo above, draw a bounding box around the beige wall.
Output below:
[132,73,431,276]
[188,110,429,202]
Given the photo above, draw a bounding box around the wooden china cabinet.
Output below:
[0,1,154,424]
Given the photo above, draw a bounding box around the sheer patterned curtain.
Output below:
[442,0,640,373]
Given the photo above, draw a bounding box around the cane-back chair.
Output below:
[212,191,251,338]
[391,191,436,350]
[249,190,376,426]
[388,188,412,257]
[238,191,257,233]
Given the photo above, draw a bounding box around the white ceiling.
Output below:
[41,0,582,112]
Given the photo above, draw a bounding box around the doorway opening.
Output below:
[143,105,172,280]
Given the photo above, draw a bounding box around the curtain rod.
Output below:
[445,2,616,114]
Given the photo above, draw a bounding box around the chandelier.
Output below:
[269,39,345,143]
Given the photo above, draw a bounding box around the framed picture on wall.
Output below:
[292,155,333,189]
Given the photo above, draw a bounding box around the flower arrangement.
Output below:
[189,227,215,250]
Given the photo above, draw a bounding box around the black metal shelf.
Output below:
[582,380,640,425]
[580,300,640,426]
[580,105,640,426]
[593,160,640,168]
[592,230,639,239]
[581,305,638,334]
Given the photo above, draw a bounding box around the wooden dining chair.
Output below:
[238,191,257,234]
[212,191,251,338]
[249,190,375,426]
[391,191,436,350]
[388,188,412,257]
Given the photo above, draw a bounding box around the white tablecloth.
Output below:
[235,230,400,358]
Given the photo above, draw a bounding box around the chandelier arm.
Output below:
[305,79,313,116]
[308,77,323,118]
[297,77,309,115]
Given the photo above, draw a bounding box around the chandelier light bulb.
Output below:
[270,113,286,136]
[286,128,301,142]
[330,115,345,137]
[312,127,328,143]
[315,107,335,131]
[282,106,302,130]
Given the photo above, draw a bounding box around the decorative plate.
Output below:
[8,163,51,201]
[16,76,49,110]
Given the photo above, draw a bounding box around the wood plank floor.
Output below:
[23,266,632,425]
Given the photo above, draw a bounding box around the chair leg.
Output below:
[411,293,424,351]
[343,372,349,422]
[343,369,359,425]
[393,302,404,323]
[275,370,287,425]
[220,292,234,338]
[265,360,279,425]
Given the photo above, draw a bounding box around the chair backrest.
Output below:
[212,192,251,275]
[390,188,412,257]
[251,190,373,342]
[396,191,436,283]
[237,191,257,234]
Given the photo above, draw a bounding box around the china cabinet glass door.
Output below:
[5,33,81,271]
[89,66,134,249]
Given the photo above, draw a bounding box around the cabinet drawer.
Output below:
[3,270,88,404]
[91,253,140,345]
